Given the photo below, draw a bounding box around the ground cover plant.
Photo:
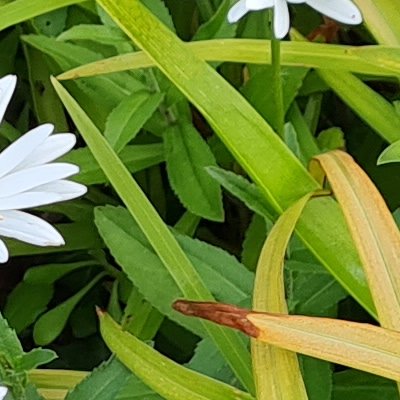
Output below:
[0,0,399,399]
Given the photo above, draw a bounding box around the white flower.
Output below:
[0,75,87,262]
[0,386,7,399]
[228,0,362,39]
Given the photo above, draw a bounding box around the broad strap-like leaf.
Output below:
[315,150,400,330]
[174,301,400,382]
[252,195,311,400]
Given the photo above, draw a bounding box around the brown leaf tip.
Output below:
[173,300,259,338]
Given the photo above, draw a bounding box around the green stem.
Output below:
[271,37,285,137]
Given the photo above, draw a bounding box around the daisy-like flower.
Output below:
[228,0,362,39]
[0,75,87,263]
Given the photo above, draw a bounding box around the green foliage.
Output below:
[0,0,399,398]
[65,358,130,400]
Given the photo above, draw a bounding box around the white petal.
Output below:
[0,163,79,198]
[245,0,274,10]
[273,0,290,38]
[0,241,9,263]
[0,124,54,179]
[33,180,88,202]
[0,210,64,246]
[287,0,306,3]
[14,133,77,171]
[0,75,16,125]
[0,192,63,210]
[228,0,249,22]
[306,0,362,24]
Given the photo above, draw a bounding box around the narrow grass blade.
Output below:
[0,0,84,31]
[99,311,254,400]
[51,77,254,392]
[252,195,312,400]
[57,40,398,81]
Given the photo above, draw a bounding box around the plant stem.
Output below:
[271,36,285,137]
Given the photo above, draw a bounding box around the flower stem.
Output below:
[271,36,285,138]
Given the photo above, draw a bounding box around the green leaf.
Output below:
[0,312,24,365]
[0,0,84,31]
[57,41,397,80]
[99,311,254,400]
[333,370,399,400]
[117,374,162,399]
[286,261,348,316]
[4,282,54,334]
[300,356,332,400]
[33,273,106,345]
[18,348,57,371]
[94,205,253,335]
[23,34,145,129]
[193,0,236,41]
[241,214,268,271]
[24,261,99,284]
[62,144,164,185]
[65,357,130,400]
[377,140,400,165]
[242,66,308,133]
[165,122,223,221]
[58,24,129,45]
[105,91,164,153]
[188,338,238,387]
[316,128,345,152]
[206,166,276,220]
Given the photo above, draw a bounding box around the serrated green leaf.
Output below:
[105,91,164,152]
[65,358,130,400]
[206,166,276,220]
[95,205,253,335]
[165,122,224,221]
[99,311,254,400]
[0,313,24,364]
